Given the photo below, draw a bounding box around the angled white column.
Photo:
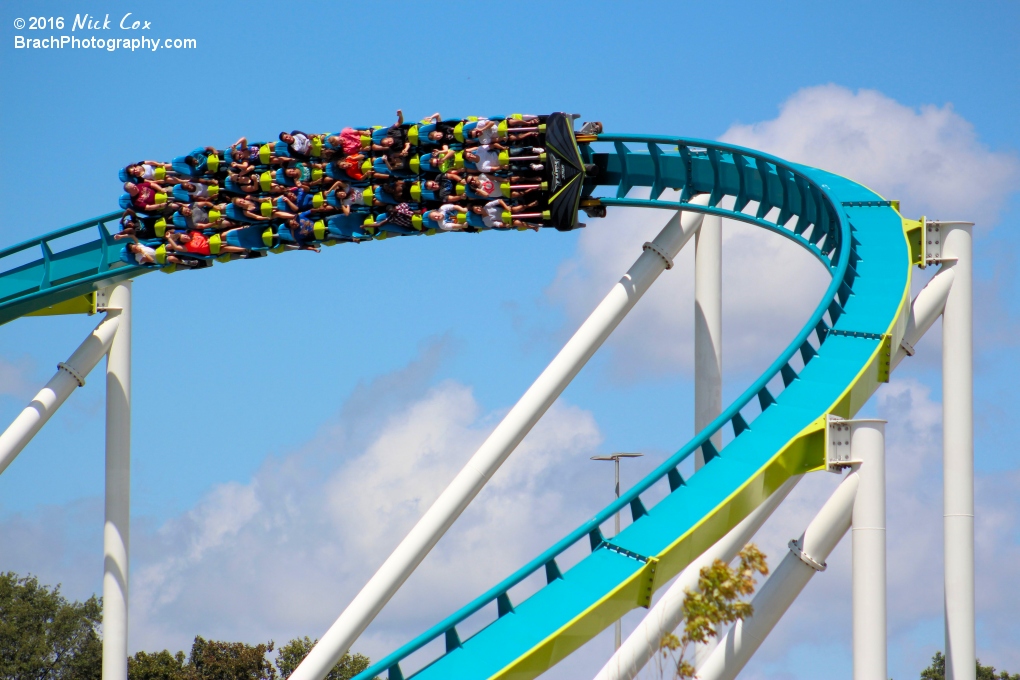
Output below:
[940,222,975,680]
[694,214,722,467]
[697,468,860,680]
[0,311,121,477]
[594,474,802,680]
[102,283,131,680]
[851,421,887,680]
[290,196,711,680]
[890,265,955,371]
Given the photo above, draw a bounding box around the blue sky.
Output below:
[0,2,1018,679]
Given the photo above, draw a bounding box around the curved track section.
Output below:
[0,134,915,680]
[351,137,913,680]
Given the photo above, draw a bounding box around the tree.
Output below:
[127,650,189,680]
[0,571,103,680]
[0,570,371,680]
[920,651,1019,680]
[275,637,370,680]
[187,637,277,680]
[656,545,769,679]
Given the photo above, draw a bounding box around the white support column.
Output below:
[697,469,861,680]
[594,474,802,680]
[692,213,723,667]
[102,283,131,680]
[0,312,121,477]
[941,222,975,680]
[290,197,711,680]
[694,214,722,467]
[851,421,887,680]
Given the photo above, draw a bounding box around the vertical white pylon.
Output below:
[851,421,887,680]
[694,214,722,467]
[102,283,131,680]
[941,222,975,680]
[693,213,723,667]
[289,198,711,680]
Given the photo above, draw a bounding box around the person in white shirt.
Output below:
[471,199,542,231]
[468,117,541,145]
[280,131,314,157]
[177,180,218,199]
[428,203,468,231]
[468,118,501,145]
[125,161,178,183]
[121,234,195,268]
[465,143,546,174]
[465,144,502,172]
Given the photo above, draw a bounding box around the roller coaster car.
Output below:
[543,112,588,232]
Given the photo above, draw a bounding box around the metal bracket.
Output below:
[924,220,942,266]
[94,287,123,313]
[642,241,673,270]
[57,362,86,387]
[825,415,859,470]
[877,334,892,383]
[900,338,916,357]
[637,556,659,608]
[788,538,827,572]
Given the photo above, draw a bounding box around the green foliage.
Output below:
[274,637,370,680]
[127,638,277,680]
[0,571,103,680]
[127,650,189,680]
[188,637,276,680]
[657,545,769,680]
[920,651,1019,680]
[0,571,371,680]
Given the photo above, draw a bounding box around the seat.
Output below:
[226,225,273,250]
[466,211,489,229]
[225,204,266,223]
[326,214,375,240]
[371,156,420,178]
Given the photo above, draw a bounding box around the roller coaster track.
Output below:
[0,134,917,680]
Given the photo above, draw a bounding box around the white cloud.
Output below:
[721,84,1019,226]
[119,357,606,662]
[0,355,36,401]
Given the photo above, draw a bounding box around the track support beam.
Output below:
[694,214,723,465]
[289,196,711,680]
[0,308,121,477]
[940,222,975,680]
[852,420,887,680]
[890,265,955,371]
[102,282,131,680]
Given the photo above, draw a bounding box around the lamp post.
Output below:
[591,452,644,650]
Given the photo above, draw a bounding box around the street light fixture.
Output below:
[591,452,644,650]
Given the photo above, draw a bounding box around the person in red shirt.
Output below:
[165,229,249,256]
[123,181,174,213]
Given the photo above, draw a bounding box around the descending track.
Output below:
[0,132,917,680]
